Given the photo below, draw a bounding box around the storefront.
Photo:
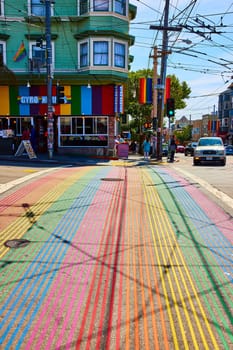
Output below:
[0,84,124,156]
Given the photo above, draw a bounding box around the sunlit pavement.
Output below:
[0,160,232,349]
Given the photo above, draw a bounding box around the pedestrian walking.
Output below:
[143,136,151,160]
[169,135,177,162]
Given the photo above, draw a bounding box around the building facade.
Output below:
[0,0,136,156]
[218,84,233,144]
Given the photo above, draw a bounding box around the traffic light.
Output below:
[144,122,152,129]
[166,98,175,117]
[56,86,65,104]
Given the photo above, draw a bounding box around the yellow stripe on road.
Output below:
[142,168,219,350]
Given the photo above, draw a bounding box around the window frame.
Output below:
[59,116,109,147]
[77,0,128,16]
[92,40,110,66]
[29,0,54,16]
[114,0,126,16]
[78,37,128,70]
[0,40,6,64]
[79,40,89,68]
[113,40,127,68]
[29,41,55,71]
[0,0,4,16]
[93,0,109,12]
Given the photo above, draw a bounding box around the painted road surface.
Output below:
[0,161,232,350]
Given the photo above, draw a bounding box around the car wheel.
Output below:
[193,160,199,166]
[221,160,226,166]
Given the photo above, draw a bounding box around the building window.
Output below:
[79,0,88,15]
[78,38,127,70]
[31,0,45,16]
[93,41,108,66]
[80,42,88,67]
[29,41,54,72]
[59,116,108,147]
[78,0,128,15]
[114,42,125,68]
[0,0,4,16]
[114,0,126,15]
[94,0,109,11]
[0,41,6,64]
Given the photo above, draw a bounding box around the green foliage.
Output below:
[169,74,191,109]
[174,125,192,144]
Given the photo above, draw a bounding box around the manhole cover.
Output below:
[101,178,123,181]
[4,239,30,248]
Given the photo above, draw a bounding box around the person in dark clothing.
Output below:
[169,135,177,162]
[30,125,37,152]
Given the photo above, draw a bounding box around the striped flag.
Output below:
[13,41,27,62]
[139,78,152,104]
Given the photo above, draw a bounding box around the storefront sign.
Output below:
[18,96,70,104]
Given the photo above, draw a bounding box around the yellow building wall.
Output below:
[60,86,71,115]
[0,86,10,115]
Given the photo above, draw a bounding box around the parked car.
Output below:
[193,137,226,166]
[225,145,233,155]
[176,145,185,153]
[185,142,198,156]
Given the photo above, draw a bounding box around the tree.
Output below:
[169,74,191,109]
[174,125,192,144]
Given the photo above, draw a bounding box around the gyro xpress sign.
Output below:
[18,96,70,104]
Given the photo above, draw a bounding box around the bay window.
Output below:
[114,0,126,15]
[114,42,125,68]
[93,41,109,66]
[80,42,88,67]
[94,0,109,11]
[78,0,128,15]
[78,38,127,69]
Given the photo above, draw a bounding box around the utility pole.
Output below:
[150,46,161,158]
[156,0,170,160]
[45,0,54,159]
[152,46,158,125]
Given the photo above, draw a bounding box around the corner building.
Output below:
[0,0,136,156]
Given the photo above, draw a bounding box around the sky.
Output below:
[129,0,233,121]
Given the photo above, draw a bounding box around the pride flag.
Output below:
[139,78,152,104]
[14,41,27,62]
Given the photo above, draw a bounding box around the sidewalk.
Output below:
[0,152,164,166]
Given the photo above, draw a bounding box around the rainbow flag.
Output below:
[139,78,152,104]
[14,41,27,62]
